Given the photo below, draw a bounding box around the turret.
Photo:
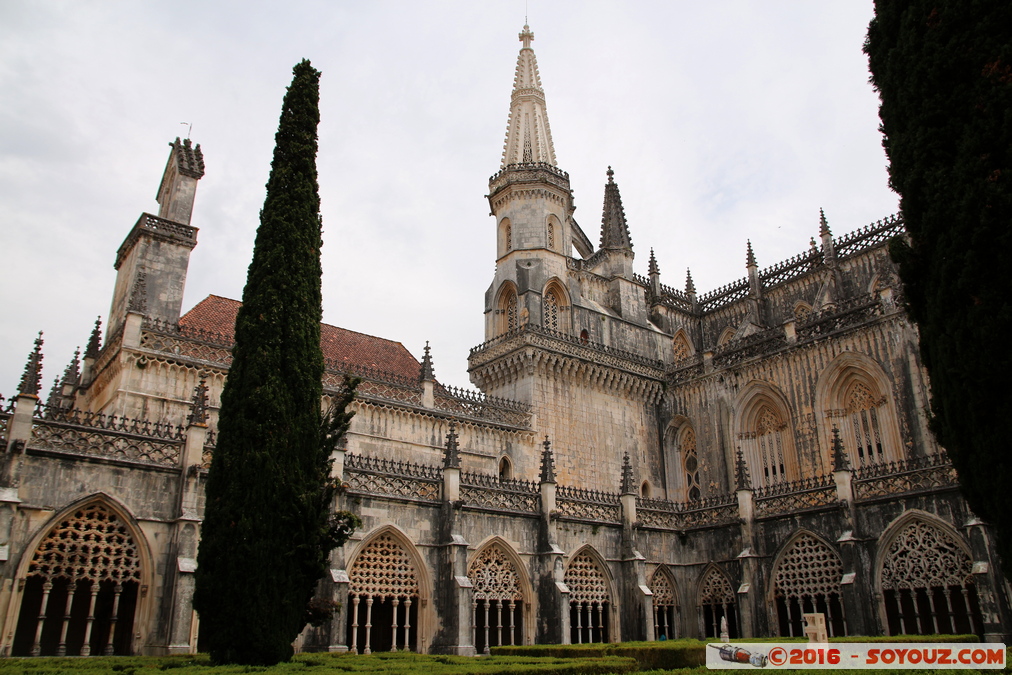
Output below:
[106,140,204,341]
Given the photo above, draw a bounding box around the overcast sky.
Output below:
[0,1,898,397]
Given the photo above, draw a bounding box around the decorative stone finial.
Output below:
[61,348,81,387]
[685,268,696,295]
[606,166,614,183]
[734,447,752,490]
[819,208,831,237]
[831,426,851,471]
[519,24,534,49]
[648,249,660,276]
[420,341,435,382]
[540,436,556,483]
[18,332,44,396]
[746,240,757,268]
[188,377,209,426]
[443,422,461,469]
[45,376,62,410]
[620,453,635,495]
[85,317,103,360]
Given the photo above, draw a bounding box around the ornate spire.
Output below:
[84,317,103,360]
[734,447,752,490]
[819,208,831,237]
[648,248,659,276]
[18,332,44,396]
[620,453,635,494]
[746,240,757,268]
[46,376,62,410]
[685,268,696,295]
[600,167,633,250]
[539,436,556,483]
[61,348,81,387]
[188,377,209,426]
[831,426,851,471]
[500,24,557,167]
[419,341,435,382]
[443,422,461,469]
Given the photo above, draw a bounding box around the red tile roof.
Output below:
[179,295,422,381]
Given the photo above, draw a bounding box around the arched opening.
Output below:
[499,218,512,257]
[11,501,142,657]
[546,217,557,251]
[672,330,692,361]
[680,426,701,501]
[640,481,651,499]
[772,533,847,637]
[542,280,569,335]
[817,353,904,468]
[697,566,738,639]
[735,385,797,488]
[467,542,527,653]
[717,327,736,347]
[878,518,983,636]
[650,566,679,640]
[346,532,422,654]
[544,288,561,332]
[496,283,519,336]
[793,302,813,322]
[580,329,589,345]
[498,456,513,480]
[564,550,613,643]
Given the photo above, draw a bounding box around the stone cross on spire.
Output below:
[500,24,558,167]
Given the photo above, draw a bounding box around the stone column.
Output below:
[619,454,652,642]
[733,448,757,638]
[535,438,568,644]
[965,517,1011,643]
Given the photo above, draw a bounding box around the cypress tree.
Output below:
[865,3,1012,571]
[193,60,359,665]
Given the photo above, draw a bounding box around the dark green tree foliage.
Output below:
[193,60,359,665]
[866,3,1012,570]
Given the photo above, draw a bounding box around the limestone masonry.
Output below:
[0,25,1007,657]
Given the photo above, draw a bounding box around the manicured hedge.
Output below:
[492,639,707,670]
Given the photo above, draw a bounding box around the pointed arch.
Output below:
[564,546,616,643]
[345,525,432,654]
[467,537,532,651]
[793,301,813,322]
[717,327,736,347]
[696,564,738,639]
[495,281,519,336]
[542,279,570,334]
[650,565,679,640]
[8,494,153,657]
[499,217,513,258]
[546,214,562,252]
[672,328,694,361]
[768,530,846,638]
[498,456,513,480]
[734,382,798,486]
[815,352,903,468]
[875,512,982,636]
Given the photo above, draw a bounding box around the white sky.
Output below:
[0,1,898,396]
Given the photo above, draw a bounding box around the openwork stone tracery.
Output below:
[773,534,846,637]
[698,566,737,639]
[650,567,679,640]
[347,533,420,654]
[564,551,611,643]
[880,520,982,636]
[468,544,525,653]
[14,502,141,657]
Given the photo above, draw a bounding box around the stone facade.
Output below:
[0,24,1008,658]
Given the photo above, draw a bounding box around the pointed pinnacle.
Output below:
[600,167,633,250]
[831,426,851,471]
[685,268,696,295]
[621,452,635,494]
[85,317,102,360]
[540,435,556,483]
[420,340,435,382]
[18,331,45,396]
[734,447,752,490]
[819,208,831,237]
[648,248,659,276]
[746,240,757,268]
[61,347,81,386]
[443,421,460,469]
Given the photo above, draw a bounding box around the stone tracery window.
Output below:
[347,533,420,654]
[794,303,813,322]
[681,426,701,501]
[880,520,982,636]
[672,332,691,361]
[467,544,524,653]
[698,567,737,639]
[547,222,555,250]
[498,286,518,335]
[650,567,679,640]
[12,502,141,657]
[844,382,885,465]
[738,403,791,487]
[543,286,564,333]
[564,551,611,643]
[773,534,846,637]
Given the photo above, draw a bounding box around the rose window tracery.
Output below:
[349,533,419,599]
[468,545,522,602]
[29,503,140,583]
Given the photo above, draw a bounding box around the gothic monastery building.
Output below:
[0,25,1009,656]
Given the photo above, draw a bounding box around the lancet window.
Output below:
[681,426,701,501]
[564,551,611,644]
[347,533,420,654]
[880,520,982,636]
[650,567,679,640]
[698,567,738,639]
[672,332,692,361]
[739,404,790,487]
[547,222,555,250]
[467,544,525,653]
[12,502,141,657]
[498,286,519,335]
[544,288,561,332]
[843,382,886,465]
[773,534,846,638]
